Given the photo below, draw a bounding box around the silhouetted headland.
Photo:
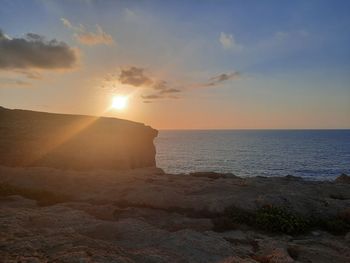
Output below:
[0,106,157,170]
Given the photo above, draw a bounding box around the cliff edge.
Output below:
[0,106,158,170]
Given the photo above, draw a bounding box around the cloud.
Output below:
[115,66,238,102]
[219,32,242,51]
[209,72,240,84]
[160,88,181,94]
[102,67,238,103]
[194,72,241,88]
[61,18,73,29]
[153,80,181,94]
[140,80,181,102]
[18,70,42,79]
[119,66,153,87]
[108,66,182,102]
[152,80,167,90]
[0,77,31,87]
[123,8,138,21]
[0,30,78,70]
[141,94,161,100]
[61,18,114,46]
[76,25,114,46]
[142,79,181,102]
[141,91,180,102]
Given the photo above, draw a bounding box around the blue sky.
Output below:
[0,0,349,129]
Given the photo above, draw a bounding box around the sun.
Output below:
[111,95,128,110]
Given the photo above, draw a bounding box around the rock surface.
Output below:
[0,106,157,170]
[0,166,350,262]
[335,173,350,184]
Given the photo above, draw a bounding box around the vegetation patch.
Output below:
[213,205,350,235]
[254,206,309,234]
[0,183,71,206]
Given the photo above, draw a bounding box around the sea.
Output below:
[155,130,350,180]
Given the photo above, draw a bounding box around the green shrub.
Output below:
[213,205,350,235]
[217,205,309,234]
[255,206,309,235]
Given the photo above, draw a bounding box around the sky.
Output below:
[0,0,349,129]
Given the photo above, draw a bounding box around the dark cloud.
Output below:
[119,66,153,87]
[160,88,181,94]
[116,67,238,103]
[210,72,240,82]
[0,30,77,70]
[153,80,181,94]
[206,72,240,86]
[118,67,182,101]
[153,80,167,90]
[196,72,240,88]
[141,80,181,102]
[141,94,161,99]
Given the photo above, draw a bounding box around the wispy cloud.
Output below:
[123,8,138,21]
[0,29,78,70]
[219,32,243,51]
[153,80,181,94]
[17,70,42,79]
[0,77,31,87]
[194,72,241,88]
[61,18,114,46]
[141,94,161,100]
[207,72,240,85]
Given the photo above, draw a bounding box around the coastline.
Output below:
[155,129,350,179]
[1,165,349,262]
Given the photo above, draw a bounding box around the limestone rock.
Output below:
[1,167,350,262]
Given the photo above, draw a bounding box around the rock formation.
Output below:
[0,167,349,262]
[0,106,158,170]
[1,106,349,262]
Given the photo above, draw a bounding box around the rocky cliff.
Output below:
[0,106,158,170]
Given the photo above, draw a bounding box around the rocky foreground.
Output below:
[0,166,349,263]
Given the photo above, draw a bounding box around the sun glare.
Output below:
[111,96,128,110]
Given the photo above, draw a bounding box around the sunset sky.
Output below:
[0,0,349,129]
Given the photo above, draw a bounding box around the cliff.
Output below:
[0,106,158,170]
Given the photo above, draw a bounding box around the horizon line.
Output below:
[158,128,350,131]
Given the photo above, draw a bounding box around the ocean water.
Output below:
[155,130,350,180]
